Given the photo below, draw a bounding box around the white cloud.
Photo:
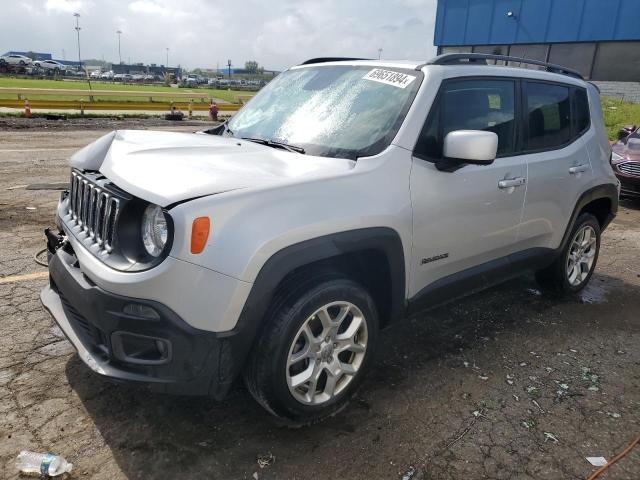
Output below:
[0,0,437,70]
[45,0,84,13]
[129,0,169,16]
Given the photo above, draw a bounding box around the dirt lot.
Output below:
[1,122,639,480]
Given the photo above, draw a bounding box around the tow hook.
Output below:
[45,228,67,255]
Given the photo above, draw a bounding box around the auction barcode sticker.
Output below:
[363,69,416,89]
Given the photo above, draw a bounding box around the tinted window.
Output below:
[548,43,596,79]
[508,44,549,68]
[415,79,516,159]
[525,82,571,151]
[592,41,640,82]
[573,88,590,135]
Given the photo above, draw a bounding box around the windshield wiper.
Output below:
[241,137,305,154]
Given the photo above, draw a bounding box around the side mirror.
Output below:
[443,130,498,165]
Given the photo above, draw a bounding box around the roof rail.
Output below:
[300,57,371,66]
[422,53,584,80]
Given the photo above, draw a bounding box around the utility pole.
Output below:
[73,13,82,73]
[116,30,122,64]
[378,48,383,59]
[73,13,91,89]
[62,49,66,60]
[166,47,169,67]
[227,59,232,79]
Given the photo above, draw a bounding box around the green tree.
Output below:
[245,60,259,74]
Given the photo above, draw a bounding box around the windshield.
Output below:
[226,65,422,159]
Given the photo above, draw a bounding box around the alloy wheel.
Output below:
[286,301,368,405]
[566,224,597,286]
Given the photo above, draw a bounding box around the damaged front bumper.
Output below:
[40,237,244,399]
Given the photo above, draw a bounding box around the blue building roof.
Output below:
[434,0,640,46]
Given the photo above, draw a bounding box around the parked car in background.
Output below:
[90,70,102,78]
[0,54,33,66]
[611,126,640,198]
[34,60,67,73]
[131,74,145,82]
[100,71,114,80]
[185,75,202,86]
[113,73,133,82]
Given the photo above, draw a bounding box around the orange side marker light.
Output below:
[191,217,210,254]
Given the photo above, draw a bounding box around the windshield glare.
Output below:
[227,65,422,159]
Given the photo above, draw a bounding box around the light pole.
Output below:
[378,48,383,59]
[73,13,82,73]
[227,59,232,79]
[116,30,122,64]
[166,47,169,67]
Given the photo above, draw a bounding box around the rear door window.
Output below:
[524,82,571,151]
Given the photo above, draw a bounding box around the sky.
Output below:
[0,0,438,71]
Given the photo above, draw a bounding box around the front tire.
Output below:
[244,276,378,425]
[536,213,601,293]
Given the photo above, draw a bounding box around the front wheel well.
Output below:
[272,250,397,329]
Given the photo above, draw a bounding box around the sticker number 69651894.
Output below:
[363,68,416,89]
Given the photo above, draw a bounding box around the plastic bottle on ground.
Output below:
[16,451,73,476]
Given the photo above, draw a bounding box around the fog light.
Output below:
[111,331,171,365]
[123,303,160,319]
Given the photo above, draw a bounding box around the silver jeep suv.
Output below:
[41,54,619,424]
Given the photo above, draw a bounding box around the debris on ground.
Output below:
[544,432,559,443]
[257,453,275,469]
[16,451,73,476]
[586,456,608,467]
[26,183,70,191]
[401,466,416,480]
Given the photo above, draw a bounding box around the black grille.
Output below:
[619,161,640,177]
[68,170,122,252]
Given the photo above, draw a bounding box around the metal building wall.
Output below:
[434,0,640,47]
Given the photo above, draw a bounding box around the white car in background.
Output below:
[100,71,114,80]
[34,60,67,73]
[0,54,33,66]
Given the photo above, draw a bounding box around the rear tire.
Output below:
[535,213,600,293]
[244,275,378,425]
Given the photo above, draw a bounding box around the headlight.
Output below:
[611,150,624,164]
[141,204,168,257]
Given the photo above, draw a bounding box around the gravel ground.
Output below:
[0,124,639,479]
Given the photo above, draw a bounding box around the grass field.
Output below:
[602,96,640,140]
[0,77,253,103]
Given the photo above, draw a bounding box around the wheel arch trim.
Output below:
[559,183,618,252]
[216,227,406,387]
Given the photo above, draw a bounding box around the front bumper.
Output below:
[41,246,242,398]
[613,171,640,198]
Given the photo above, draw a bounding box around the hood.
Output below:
[612,135,640,162]
[70,130,355,207]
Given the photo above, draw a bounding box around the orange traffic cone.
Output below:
[24,100,32,118]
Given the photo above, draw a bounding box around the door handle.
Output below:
[498,177,526,189]
[569,164,588,174]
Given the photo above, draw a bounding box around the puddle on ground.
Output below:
[580,280,609,304]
